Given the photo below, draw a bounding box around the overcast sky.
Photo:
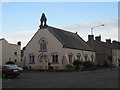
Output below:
[0,1,118,48]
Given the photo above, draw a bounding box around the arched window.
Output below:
[91,55,94,62]
[40,39,47,51]
[77,53,81,60]
[52,53,59,63]
[84,54,88,61]
[29,54,35,64]
[68,52,73,64]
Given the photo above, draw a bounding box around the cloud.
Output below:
[61,18,118,42]
[3,29,37,49]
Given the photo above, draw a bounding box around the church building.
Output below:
[22,13,95,70]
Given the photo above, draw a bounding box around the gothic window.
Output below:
[91,55,94,62]
[52,53,59,63]
[29,54,35,64]
[77,53,81,60]
[39,38,47,51]
[40,40,46,50]
[68,53,73,64]
[84,54,88,61]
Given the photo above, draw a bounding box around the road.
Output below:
[2,69,119,88]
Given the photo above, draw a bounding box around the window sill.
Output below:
[29,63,35,64]
[52,62,59,64]
[39,50,47,52]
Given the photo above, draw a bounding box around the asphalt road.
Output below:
[2,69,119,88]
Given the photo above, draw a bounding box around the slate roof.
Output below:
[46,26,93,51]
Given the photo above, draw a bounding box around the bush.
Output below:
[82,61,94,69]
[23,66,28,70]
[48,66,54,71]
[103,60,109,67]
[73,60,82,71]
[96,64,103,69]
[66,64,73,71]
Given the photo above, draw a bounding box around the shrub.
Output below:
[103,60,109,67]
[66,64,73,71]
[23,66,28,70]
[73,60,82,71]
[82,61,94,69]
[48,66,54,71]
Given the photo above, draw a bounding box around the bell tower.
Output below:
[39,13,47,29]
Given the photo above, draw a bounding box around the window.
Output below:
[14,59,17,62]
[69,55,72,64]
[14,52,17,55]
[84,54,88,61]
[52,53,59,63]
[68,52,73,64]
[77,53,81,60]
[91,55,94,62]
[29,54,35,64]
[40,39,47,51]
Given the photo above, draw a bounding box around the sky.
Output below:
[0,1,119,48]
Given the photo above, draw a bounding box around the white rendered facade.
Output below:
[23,28,95,70]
[0,38,21,66]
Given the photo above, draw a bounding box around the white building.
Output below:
[22,13,95,70]
[0,38,21,66]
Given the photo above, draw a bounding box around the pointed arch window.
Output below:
[68,52,73,64]
[84,54,88,61]
[77,53,81,60]
[29,54,35,64]
[39,38,47,51]
[52,53,59,64]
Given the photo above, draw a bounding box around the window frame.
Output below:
[52,53,59,64]
[29,54,35,64]
[39,38,48,52]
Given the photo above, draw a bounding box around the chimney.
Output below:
[95,35,101,41]
[17,41,21,46]
[106,39,111,44]
[88,35,94,41]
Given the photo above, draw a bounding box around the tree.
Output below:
[73,60,82,71]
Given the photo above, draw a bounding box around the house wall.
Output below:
[1,39,21,66]
[112,49,120,67]
[87,38,112,65]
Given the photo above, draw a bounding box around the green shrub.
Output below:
[66,64,73,71]
[82,61,94,69]
[73,60,82,71]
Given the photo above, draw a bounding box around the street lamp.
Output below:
[91,24,105,71]
[91,24,104,35]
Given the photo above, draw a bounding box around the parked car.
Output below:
[11,65,23,72]
[2,65,20,78]
[5,64,23,72]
